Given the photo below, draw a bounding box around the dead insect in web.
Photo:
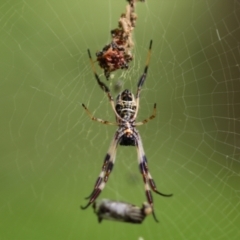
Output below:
[93,199,152,224]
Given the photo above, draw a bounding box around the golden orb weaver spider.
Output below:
[81,40,172,222]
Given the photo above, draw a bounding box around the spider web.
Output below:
[1,0,240,239]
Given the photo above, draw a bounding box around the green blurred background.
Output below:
[1,0,240,239]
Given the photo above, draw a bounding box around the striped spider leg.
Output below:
[81,40,172,221]
[81,135,118,210]
[135,131,172,222]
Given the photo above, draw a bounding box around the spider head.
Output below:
[115,89,137,120]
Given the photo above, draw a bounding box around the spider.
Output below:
[81,40,172,222]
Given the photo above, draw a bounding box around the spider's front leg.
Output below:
[135,132,173,222]
[80,135,118,210]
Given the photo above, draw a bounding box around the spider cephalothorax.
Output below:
[81,40,172,222]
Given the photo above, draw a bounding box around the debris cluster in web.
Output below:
[96,0,145,79]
